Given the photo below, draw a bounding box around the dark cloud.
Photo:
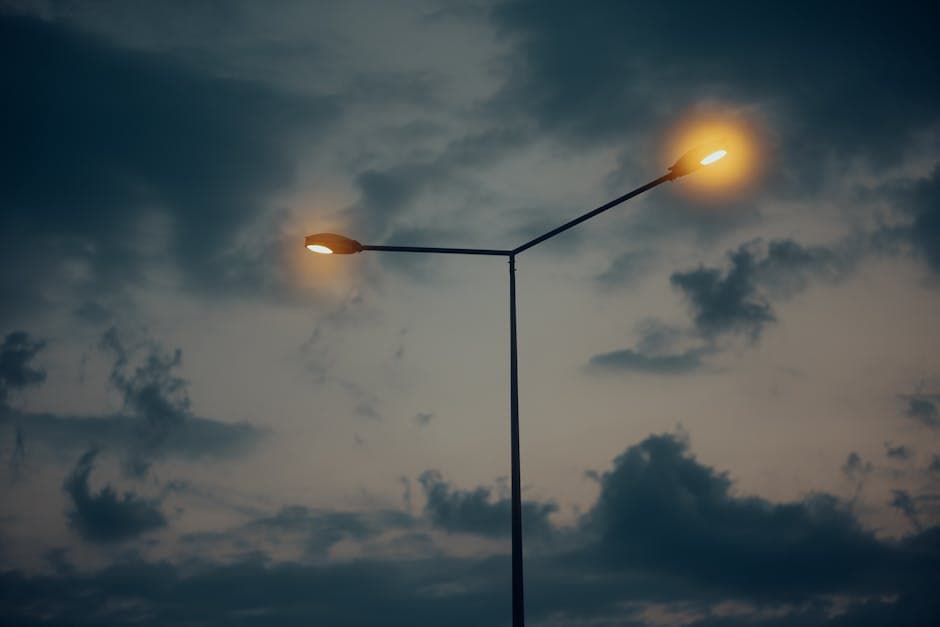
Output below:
[583,434,900,598]
[885,443,914,461]
[488,0,940,279]
[595,250,653,289]
[0,330,263,467]
[754,239,860,297]
[1,407,262,462]
[2,431,940,624]
[418,469,557,538]
[341,126,529,247]
[4,432,939,625]
[414,412,434,427]
[670,238,864,341]
[842,452,874,482]
[72,301,114,325]
[354,401,380,421]
[929,455,940,474]
[671,247,775,340]
[0,14,335,319]
[102,328,189,428]
[587,318,710,375]
[400,476,413,512]
[4,3,938,623]
[904,166,940,275]
[489,1,939,179]
[0,331,45,475]
[63,449,167,543]
[589,347,706,375]
[101,328,210,476]
[905,398,939,428]
[890,489,922,533]
[245,505,416,558]
[634,319,683,354]
[347,167,426,242]
[42,547,76,577]
[1,546,938,627]
[8,422,25,476]
[0,555,514,627]
[0,331,46,404]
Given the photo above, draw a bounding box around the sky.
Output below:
[1,1,939,625]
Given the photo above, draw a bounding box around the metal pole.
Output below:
[342,171,678,627]
[362,245,511,256]
[509,253,524,627]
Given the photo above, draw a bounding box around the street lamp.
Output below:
[305,144,726,627]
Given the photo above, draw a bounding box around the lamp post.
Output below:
[305,145,727,627]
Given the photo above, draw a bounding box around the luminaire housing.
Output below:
[668,141,728,178]
[304,233,364,254]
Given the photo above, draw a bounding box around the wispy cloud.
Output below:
[63,449,166,543]
[0,331,46,405]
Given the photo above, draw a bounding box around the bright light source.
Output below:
[663,111,761,196]
[306,244,334,254]
[669,142,728,178]
[700,149,727,166]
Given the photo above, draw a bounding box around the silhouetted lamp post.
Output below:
[305,145,727,627]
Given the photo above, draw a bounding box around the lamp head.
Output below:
[668,140,728,178]
[304,233,363,255]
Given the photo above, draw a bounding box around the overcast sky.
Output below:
[2,1,939,625]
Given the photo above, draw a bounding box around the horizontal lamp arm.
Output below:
[362,245,512,256]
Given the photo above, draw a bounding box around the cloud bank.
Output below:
[3,432,934,625]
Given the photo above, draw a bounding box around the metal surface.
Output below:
[513,173,672,254]
[331,173,676,627]
[509,254,524,627]
[362,245,511,256]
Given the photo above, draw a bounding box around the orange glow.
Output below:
[290,234,353,295]
[306,244,334,254]
[285,184,367,294]
[663,108,763,199]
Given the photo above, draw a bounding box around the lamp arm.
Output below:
[511,173,673,255]
[361,245,511,256]
[355,172,673,257]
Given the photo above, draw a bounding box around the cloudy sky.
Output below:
[2,1,939,625]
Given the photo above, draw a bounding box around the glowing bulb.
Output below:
[306,244,333,254]
[700,149,727,166]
